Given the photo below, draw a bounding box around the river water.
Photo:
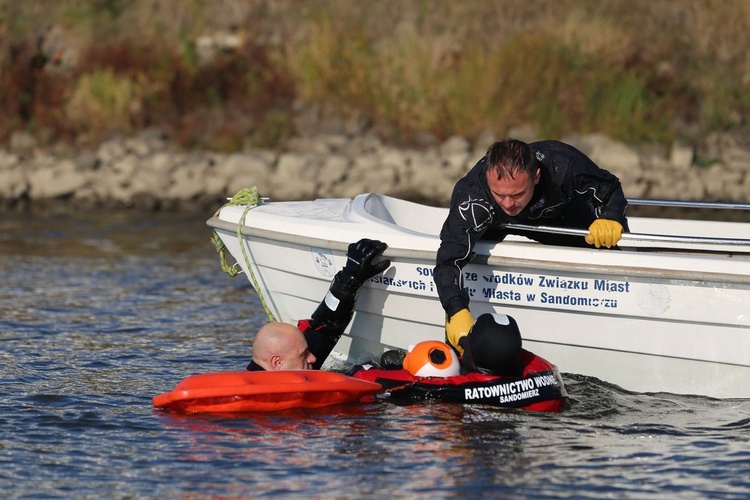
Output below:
[1,210,749,499]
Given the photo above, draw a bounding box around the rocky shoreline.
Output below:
[1,129,749,213]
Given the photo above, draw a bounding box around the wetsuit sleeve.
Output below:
[434,180,494,317]
[299,271,358,370]
[567,154,629,229]
[301,239,390,369]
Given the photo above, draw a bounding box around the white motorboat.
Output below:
[207,190,750,399]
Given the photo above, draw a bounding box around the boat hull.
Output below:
[208,194,750,399]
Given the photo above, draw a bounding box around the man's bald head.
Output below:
[251,322,316,371]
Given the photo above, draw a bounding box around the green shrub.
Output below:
[2,0,750,150]
[66,69,142,135]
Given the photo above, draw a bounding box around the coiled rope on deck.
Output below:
[210,186,277,321]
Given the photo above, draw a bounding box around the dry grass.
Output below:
[1,0,749,150]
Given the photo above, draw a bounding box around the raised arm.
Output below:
[301,239,390,369]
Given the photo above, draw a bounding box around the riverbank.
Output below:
[1,129,749,213]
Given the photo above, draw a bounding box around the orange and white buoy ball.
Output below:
[402,341,461,378]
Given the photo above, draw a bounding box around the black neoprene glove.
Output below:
[341,238,390,283]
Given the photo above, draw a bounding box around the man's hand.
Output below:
[342,239,390,282]
[585,219,623,248]
[445,308,474,356]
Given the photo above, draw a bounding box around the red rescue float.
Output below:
[153,370,382,413]
[352,350,567,412]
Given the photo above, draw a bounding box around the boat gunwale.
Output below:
[207,216,750,285]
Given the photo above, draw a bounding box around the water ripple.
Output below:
[1,212,749,498]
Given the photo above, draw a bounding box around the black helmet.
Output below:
[461,313,523,376]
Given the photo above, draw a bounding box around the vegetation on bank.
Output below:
[1,0,749,153]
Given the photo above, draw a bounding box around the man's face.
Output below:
[281,335,316,370]
[486,168,540,216]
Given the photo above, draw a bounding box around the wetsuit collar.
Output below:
[246,360,266,371]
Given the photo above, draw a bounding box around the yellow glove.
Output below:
[445,308,474,356]
[585,219,623,248]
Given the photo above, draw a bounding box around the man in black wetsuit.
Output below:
[436,139,629,354]
[246,238,391,371]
